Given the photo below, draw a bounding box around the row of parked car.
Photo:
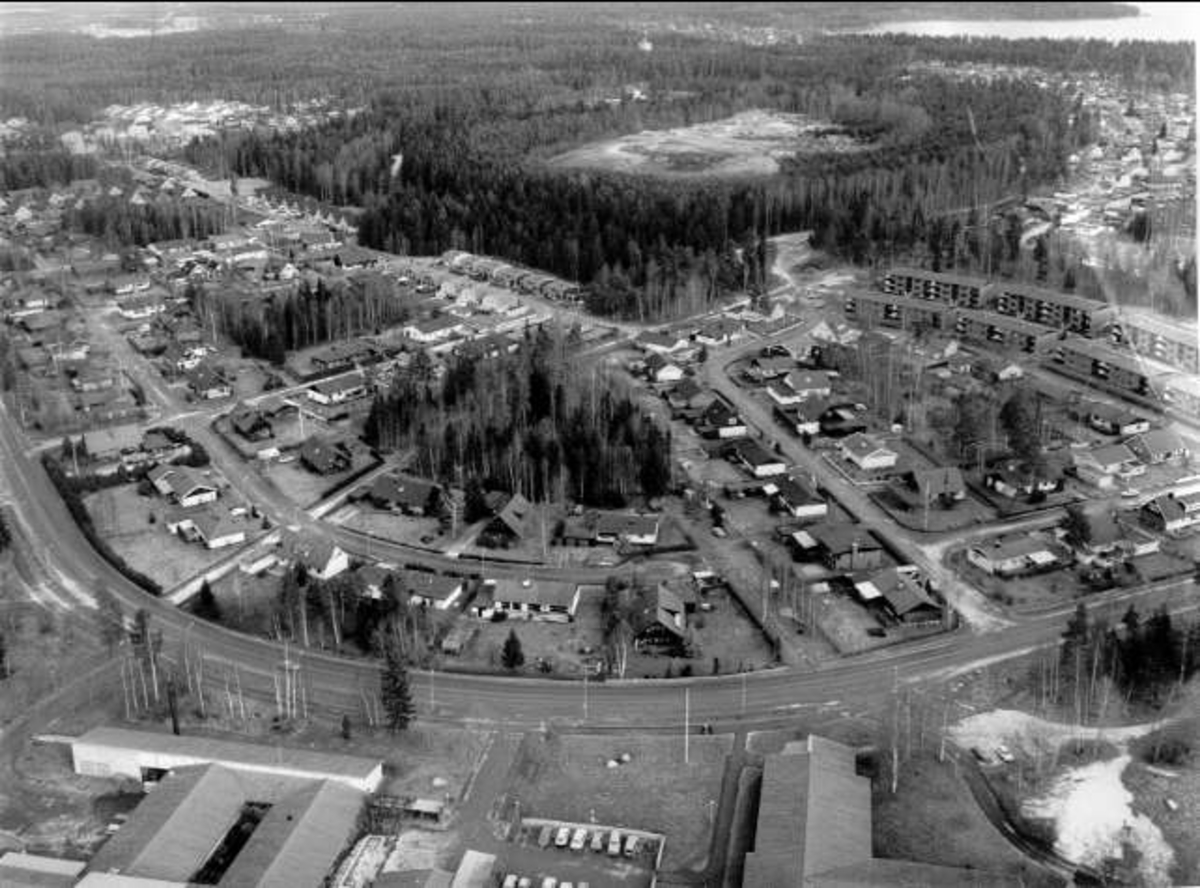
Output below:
[537,824,642,857]
[501,878,588,888]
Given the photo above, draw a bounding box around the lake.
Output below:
[861,2,1199,43]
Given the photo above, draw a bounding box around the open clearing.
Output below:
[547,109,869,178]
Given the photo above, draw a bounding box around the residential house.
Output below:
[966,536,1064,577]
[353,564,393,601]
[818,403,868,438]
[279,529,350,580]
[594,511,660,546]
[907,466,966,506]
[482,492,536,544]
[771,477,827,521]
[636,329,689,356]
[1073,442,1139,488]
[491,578,580,622]
[746,356,794,382]
[856,567,942,625]
[230,406,273,441]
[1126,429,1189,465]
[299,438,352,475]
[190,509,247,550]
[148,465,218,508]
[631,584,688,651]
[187,365,231,400]
[727,438,787,478]
[644,353,685,384]
[307,373,368,406]
[697,400,748,439]
[694,318,744,346]
[767,380,804,406]
[773,399,828,437]
[986,460,1063,499]
[665,378,715,419]
[1141,493,1200,535]
[364,473,440,516]
[840,434,898,472]
[1087,404,1151,436]
[404,316,463,343]
[405,572,464,610]
[808,524,883,572]
[783,370,833,400]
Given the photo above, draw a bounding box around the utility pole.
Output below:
[684,687,691,765]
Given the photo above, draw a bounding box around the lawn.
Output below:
[261,445,378,508]
[84,484,257,590]
[871,484,994,533]
[501,731,732,872]
[872,753,1065,888]
[332,503,450,549]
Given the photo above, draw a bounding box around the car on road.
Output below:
[608,830,622,856]
[570,828,587,851]
[555,826,571,848]
[538,826,553,848]
[995,744,1015,764]
[590,830,605,852]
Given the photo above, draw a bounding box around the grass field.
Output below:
[502,731,731,871]
[547,110,870,178]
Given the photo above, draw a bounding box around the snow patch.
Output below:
[950,709,1160,759]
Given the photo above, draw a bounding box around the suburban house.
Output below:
[854,567,942,625]
[665,378,716,418]
[783,370,833,399]
[404,315,464,343]
[279,530,350,580]
[632,584,689,651]
[1141,491,1200,535]
[363,473,440,516]
[1087,404,1151,436]
[907,466,966,506]
[230,405,273,441]
[694,317,744,346]
[560,511,661,547]
[186,364,231,400]
[770,477,827,521]
[986,460,1064,499]
[307,373,368,406]
[746,356,794,381]
[1126,429,1190,465]
[818,403,868,438]
[405,572,465,610]
[148,465,218,508]
[644,353,685,384]
[169,507,247,550]
[727,438,787,478]
[839,434,898,472]
[743,734,1011,888]
[491,578,581,622]
[300,438,352,475]
[767,380,804,406]
[636,329,690,356]
[353,564,394,601]
[697,400,748,439]
[808,524,884,572]
[966,536,1064,577]
[773,399,828,437]
[482,492,537,544]
[1073,442,1140,487]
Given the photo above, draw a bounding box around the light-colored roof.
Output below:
[0,852,85,888]
[73,726,382,782]
[449,850,496,888]
[491,578,578,609]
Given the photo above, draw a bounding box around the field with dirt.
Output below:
[546,110,870,178]
[501,731,730,872]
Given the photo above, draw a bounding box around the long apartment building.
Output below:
[1053,337,1160,400]
[880,267,1115,338]
[1117,307,1200,374]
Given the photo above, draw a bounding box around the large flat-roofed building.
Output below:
[1118,308,1199,374]
[743,735,1015,887]
[71,726,384,792]
[84,763,365,888]
[880,267,986,308]
[0,851,87,887]
[842,290,952,331]
[1053,338,1160,400]
[987,281,1115,337]
[1163,373,1200,421]
[953,308,1058,354]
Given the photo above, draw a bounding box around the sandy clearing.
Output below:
[949,709,1162,759]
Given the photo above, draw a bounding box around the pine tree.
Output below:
[380,636,415,733]
[0,629,8,680]
[95,586,125,654]
[195,580,221,622]
[502,629,525,671]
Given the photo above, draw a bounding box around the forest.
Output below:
[364,325,673,508]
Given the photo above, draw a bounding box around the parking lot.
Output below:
[492,819,661,888]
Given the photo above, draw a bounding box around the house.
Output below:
[857,567,942,624]
[783,370,833,399]
[279,529,350,580]
[665,378,715,418]
[908,466,966,506]
[840,434,898,472]
[364,473,440,516]
[1141,493,1200,535]
[1069,506,1127,560]
[966,536,1064,577]
[300,438,352,475]
[746,355,794,382]
[632,584,688,651]
[766,380,804,406]
[636,329,689,356]
[727,438,787,478]
[1073,442,1138,487]
[405,572,464,610]
[307,373,368,406]
[404,315,463,343]
[190,509,247,550]
[697,400,748,439]
[230,405,273,441]
[187,365,231,400]
[1087,404,1151,436]
[644,353,685,384]
[353,564,394,601]
[808,524,883,572]
[594,511,661,546]
[148,465,218,508]
[818,403,868,438]
[995,362,1025,381]
[1126,429,1189,465]
[491,578,581,622]
[771,477,827,521]
[986,460,1063,499]
[694,317,743,346]
[482,492,536,543]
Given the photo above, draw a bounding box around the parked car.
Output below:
[590,830,605,852]
[503,876,518,888]
[570,828,587,851]
[538,826,553,848]
[518,879,532,888]
[995,744,1015,764]
[540,878,557,888]
[608,830,622,856]
[555,826,571,848]
[623,835,639,857]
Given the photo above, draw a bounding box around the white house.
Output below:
[840,433,898,472]
[767,381,804,406]
[403,316,463,343]
[966,536,1062,577]
[148,466,218,508]
[280,530,350,580]
[491,578,581,622]
[405,572,465,611]
[636,330,690,356]
[307,373,368,406]
[594,512,661,547]
[770,477,827,521]
[1073,442,1138,487]
[783,370,833,400]
[730,439,787,478]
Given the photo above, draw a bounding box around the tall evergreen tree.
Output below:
[380,635,415,732]
[502,629,525,671]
